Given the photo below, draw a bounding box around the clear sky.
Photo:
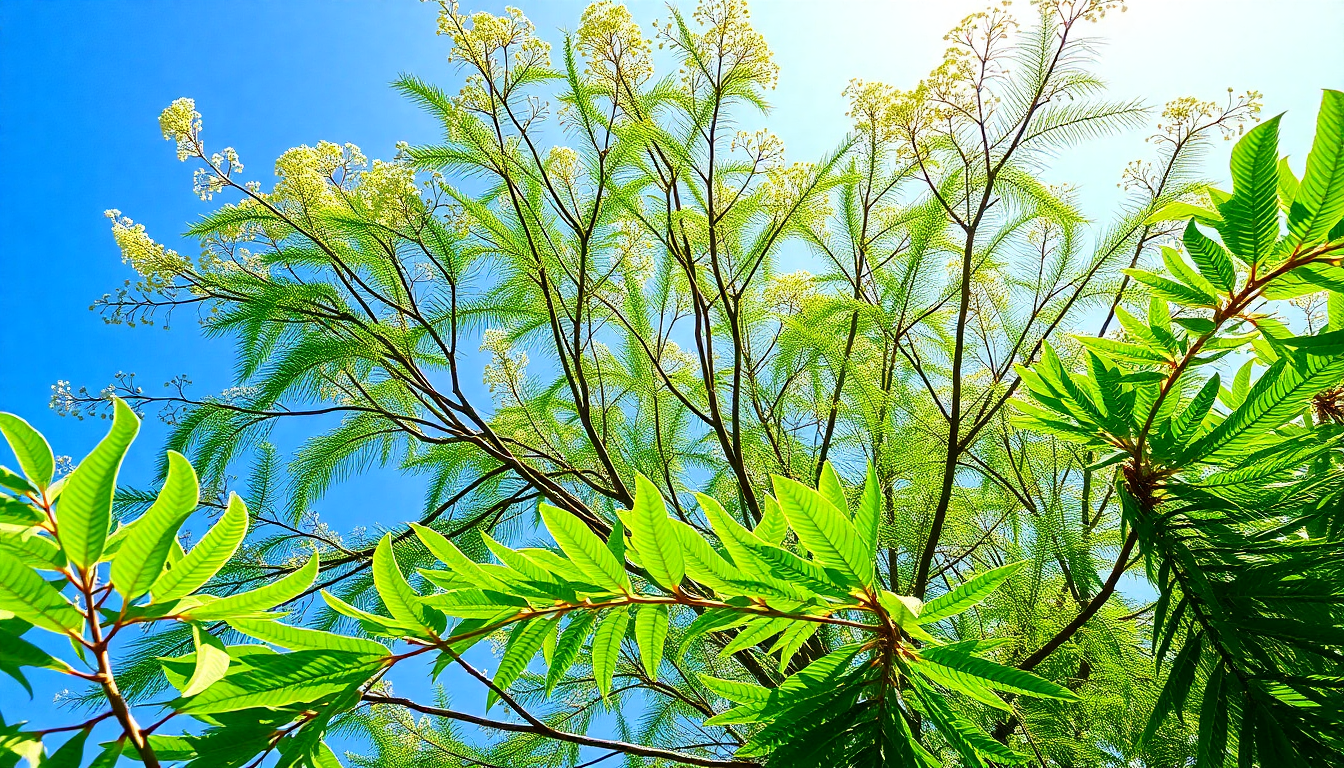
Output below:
[1,0,1342,755]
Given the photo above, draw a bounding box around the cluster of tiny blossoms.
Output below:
[576,0,653,91]
[657,0,777,94]
[762,270,817,314]
[437,2,551,76]
[546,146,581,186]
[731,129,785,170]
[104,210,190,291]
[358,159,422,228]
[1033,0,1126,24]
[272,141,365,208]
[159,97,201,160]
[481,329,529,396]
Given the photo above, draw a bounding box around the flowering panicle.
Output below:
[159,97,202,161]
[577,1,653,94]
[437,3,551,87]
[105,210,190,292]
[481,329,530,397]
[731,129,785,170]
[272,141,365,209]
[658,0,777,95]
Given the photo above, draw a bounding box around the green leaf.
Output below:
[633,604,668,681]
[181,624,231,697]
[1074,336,1172,365]
[753,495,787,545]
[771,475,870,587]
[855,464,880,566]
[546,611,595,696]
[183,551,319,621]
[489,617,551,706]
[228,618,389,656]
[911,677,1029,766]
[58,398,139,569]
[410,523,506,591]
[320,590,423,637]
[538,504,628,594]
[1122,268,1218,307]
[1218,114,1283,263]
[1161,246,1220,299]
[721,616,792,657]
[1196,660,1229,768]
[0,551,82,634]
[1287,90,1344,248]
[1184,353,1344,462]
[916,646,1078,700]
[0,415,53,492]
[627,474,684,592]
[878,591,936,643]
[41,729,89,768]
[150,493,249,603]
[1183,221,1237,293]
[817,462,849,514]
[591,605,629,700]
[371,535,437,636]
[1144,200,1222,226]
[918,561,1026,625]
[0,525,64,571]
[0,498,43,527]
[111,450,199,601]
[174,650,380,714]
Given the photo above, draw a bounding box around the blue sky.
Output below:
[1,0,1342,759]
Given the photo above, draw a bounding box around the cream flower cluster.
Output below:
[273,141,365,208]
[481,329,529,395]
[731,129,785,170]
[358,159,421,228]
[104,210,189,291]
[577,0,653,90]
[438,3,551,75]
[159,97,201,161]
[762,270,817,313]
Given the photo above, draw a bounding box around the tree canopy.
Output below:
[5,1,1344,766]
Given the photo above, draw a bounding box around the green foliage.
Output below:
[19,0,1343,766]
[1015,94,1344,767]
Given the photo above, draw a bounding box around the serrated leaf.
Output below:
[771,476,870,587]
[371,535,436,636]
[112,450,199,601]
[150,493,249,603]
[1287,90,1344,248]
[173,650,381,714]
[183,551,319,621]
[634,603,668,680]
[539,504,628,594]
[0,415,53,492]
[1218,114,1283,263]
[627,474,684,592]
[0,551,82,634]
[489,617,551,706]
[591,606,629,700]
[919,561,1026,624]
[181,624,230,697]
[58,398,139,569]
[228,618,389,656]
[546,611,595,696]
[410,523,506,591]
[916,646,1077,700]
[1122,268,1218,307]
[856,464,880,566]
[1183,221,1237,293]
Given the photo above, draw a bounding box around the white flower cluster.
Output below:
[159,97,201,161]
[105,210,189,291]
[481,328,529,396]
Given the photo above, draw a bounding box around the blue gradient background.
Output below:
[1,0,1341,761]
